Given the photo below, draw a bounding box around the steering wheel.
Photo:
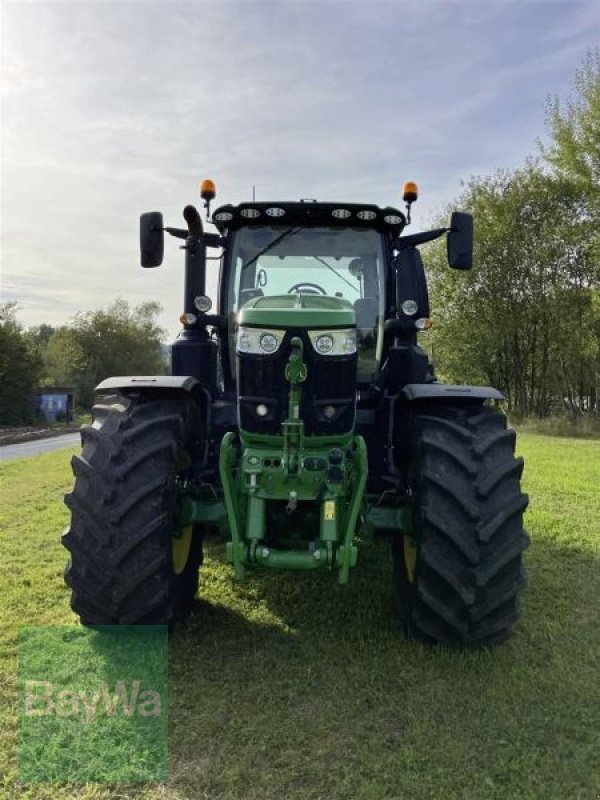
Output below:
[288,282,327,295]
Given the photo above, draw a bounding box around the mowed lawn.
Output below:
[0,432,599,800]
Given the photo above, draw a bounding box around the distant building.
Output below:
[33,387,74,423]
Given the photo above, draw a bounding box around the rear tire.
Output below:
[393,403,529,647]
[63,394,204,626]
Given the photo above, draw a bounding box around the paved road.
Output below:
[0,434,81,461]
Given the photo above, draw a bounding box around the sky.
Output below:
[2,0,600,340]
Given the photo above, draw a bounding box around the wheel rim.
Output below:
[403,535,417,583]
[172,525,193,574]
[172,447,194,575]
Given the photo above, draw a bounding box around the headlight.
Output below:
[259,333,278,353]
[315,334,334,354]
[194,295,212,313]
[308,329,357,356]
[236,326,283,355]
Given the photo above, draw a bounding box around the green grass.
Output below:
[510,414,600,439]
[0,433,599,799]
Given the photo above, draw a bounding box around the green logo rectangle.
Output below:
[18,625,168,783]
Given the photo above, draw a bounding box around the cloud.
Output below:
[1,0,599,337]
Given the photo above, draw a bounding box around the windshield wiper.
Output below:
[240,227,303,273]
[311,256,360,294]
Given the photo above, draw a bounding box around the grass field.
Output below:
[1,432,599,799]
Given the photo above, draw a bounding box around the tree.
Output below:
[0,303,41,425]
[41,327,85,388]
[543,49,600,411]
[43,300,168,410]
[427,163,598,416]
[543,50,600,229]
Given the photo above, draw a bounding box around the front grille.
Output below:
[237,329,356,435]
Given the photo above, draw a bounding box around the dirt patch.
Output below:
[0,425,81,447]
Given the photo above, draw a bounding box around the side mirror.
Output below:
[140,212,164,268]
[447,211,473,270]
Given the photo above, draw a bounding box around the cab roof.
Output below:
[211,201,406,234]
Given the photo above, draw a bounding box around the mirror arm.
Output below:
[164,228,224,248]
[203,233,225,249]
[165,227,188,240]
[396,227,449,250]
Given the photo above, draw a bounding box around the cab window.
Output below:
[225,226,385,383]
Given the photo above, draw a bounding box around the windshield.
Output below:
[226,226,386,383]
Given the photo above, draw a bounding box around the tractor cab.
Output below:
[213,201,404,389]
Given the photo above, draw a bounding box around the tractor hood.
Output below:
[238,294,356,330]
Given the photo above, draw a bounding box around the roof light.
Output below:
[383,214,403,225]
[357,210,376,221]
[241,208,260,219]
[332,209,351,219]
[213,211,233,222]
[403,181,418,203]
[266,207,285,217]
[200,179,216,201]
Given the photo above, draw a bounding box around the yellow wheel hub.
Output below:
[403,535,417,583]
[172,525,192,575]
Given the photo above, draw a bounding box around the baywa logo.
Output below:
[25,679,162,725]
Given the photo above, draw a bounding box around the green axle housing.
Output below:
[219,294,367,583]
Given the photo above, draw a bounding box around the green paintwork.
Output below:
[218,433,366,582]
[215,333,367,584]
[239,293,355,329]
[179,497,226,527]
[219,430,245,579]
[240,430,355,449]
[365,504,413,535]
[174,290,379,585]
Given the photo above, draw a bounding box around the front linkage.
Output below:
[216,336,367,583]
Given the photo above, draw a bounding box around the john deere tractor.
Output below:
[63,180,529,646]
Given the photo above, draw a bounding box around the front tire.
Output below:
[393,403,529,647]
[63,393,203,626]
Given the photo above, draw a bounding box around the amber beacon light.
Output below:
[200,179,216,201]
[402,181,419,204]
[200,179,217,217]
[402,181,419,223]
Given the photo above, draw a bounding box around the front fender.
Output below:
[95,375,200,393]
[94,376,211,459]
[401,383,504,402]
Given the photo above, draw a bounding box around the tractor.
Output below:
[63,180,529,647]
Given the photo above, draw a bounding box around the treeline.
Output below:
[427,52,599,417]
[0,300,167,425]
